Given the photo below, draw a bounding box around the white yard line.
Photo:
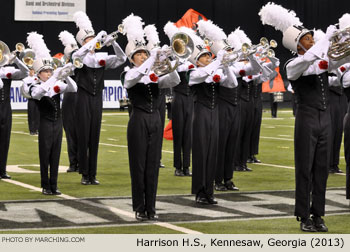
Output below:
[2,179,201,234]
[260,136,293,141]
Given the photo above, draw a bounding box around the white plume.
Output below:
[122,13,145,43]
[73,11,94,32]
[144,24,160,46]
[259,2,302,32]
[233,27,252,46]
[339,13,350,29]
[197,20,227,41]
[227,32,242,50]
[27,32,51,59]
[179,26,204,47]
[164,21,179,40]
[58,30,77,46]
[313,29,325,43]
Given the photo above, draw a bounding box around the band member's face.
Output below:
[298,33,314,53]
[197,53,211,67]
[38,69,53,82]
[29,69,35,77]
[132,50,149,67]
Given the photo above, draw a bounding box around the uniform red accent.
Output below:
[6,73,12,79]
[239,70,246,76]
[213,74,221,83]
[188,64,195,69]
[340,66,346,72]
[99,59,106,66]
[248,75,253,79]
[318,60,328,70]
[53,85,61,93]
[149,73,159,82]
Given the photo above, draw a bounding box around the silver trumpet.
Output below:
[95,24,125,50]
[151,32,194,76]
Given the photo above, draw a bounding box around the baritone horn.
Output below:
[95,24,125,50]
[151,32,194,76]
[0,40,11,66]
[328,27,350,60]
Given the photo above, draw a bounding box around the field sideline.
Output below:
[0,109,349,234]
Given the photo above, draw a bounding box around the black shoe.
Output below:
[135,211,148,221]
[252,156,261,163]
[215,183,227,191]
[300,218,317,232]
[195,195,208,204]
[0,173,11,179]
[67,165,78,172]
[147,213,159,221]
[90,177,100,185]
[42,188,53,195]
[52,189,62,195]
[334,166,343,173]
[235,166,245,172]
[243,165,253,172]
[159,162,165,168]
[81,176,91,185]
[225,181,239,191]
[207,195,218,205]
[312,216,328,232]
[175,169,185,176]
[183,168,192,176]
[247,157,254,163]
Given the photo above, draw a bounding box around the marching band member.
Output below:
[72,11,127,185]
[22,32,77,195]
[196,20,240,191]
[341,64,350,201]
[0,41,29,179]
[164,22,194,177]
[260,2,350,232]
[58,30,80,173]
[227,28,264,173]
[186,28,238,204]
[121,14,180,221]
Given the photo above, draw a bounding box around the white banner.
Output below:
[14,0,86,21]
[10,80,126,110]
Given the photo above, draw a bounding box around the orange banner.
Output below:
[163,120,173,140]
[262,67,286,93]
[175,8,208,29]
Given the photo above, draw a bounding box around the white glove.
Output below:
[0,78,3,89]
[150,48,160,59]
[325,25,337,41]
[216,49,226,62]
[103,34,115,47]
[95,30,107,42]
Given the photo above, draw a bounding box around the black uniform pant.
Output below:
[172,92,193,170]
[0,102,11,175]
[62,92,78,168]
[215,100,240,184]
[127,108,162,214]
[38,117,62,191]
[343,103,350,199]
[158,94,166,162]
[76,89,102,179]
[250,97,263,156]
[329,92,347,170]
[27,99,40,133]
[192,103,219,197]
[270,93,278,118]
[236,99,254,166]
[294,105,331,219]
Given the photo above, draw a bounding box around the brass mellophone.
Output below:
[0,41,35,67]
[328,27,350,60]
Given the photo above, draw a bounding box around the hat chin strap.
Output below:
[297,42,308,53]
